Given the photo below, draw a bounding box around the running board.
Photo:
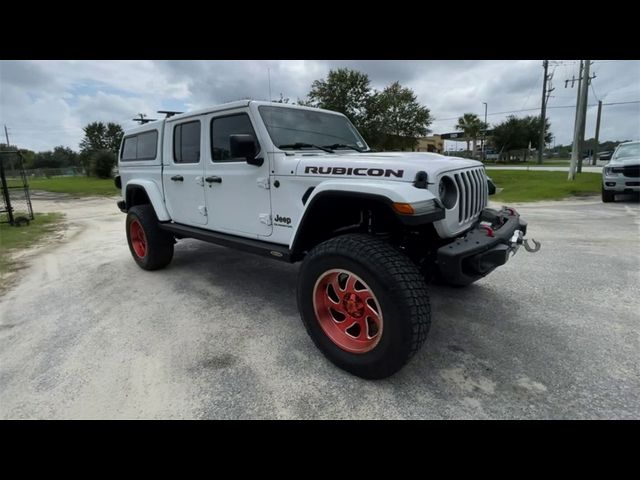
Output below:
[158,222,293,262]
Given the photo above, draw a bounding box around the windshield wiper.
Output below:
[278,143,335,153]
[323,143,363,152]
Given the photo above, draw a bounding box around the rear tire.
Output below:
[297,234,431,379]
[126,204,174,270]
[602,186,615,203]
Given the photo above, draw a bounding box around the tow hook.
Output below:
[523,238,541,253]
[508,230,541,256]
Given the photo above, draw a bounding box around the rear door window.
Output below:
[174,121,201,163]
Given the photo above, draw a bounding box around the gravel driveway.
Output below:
[1,193,638,419]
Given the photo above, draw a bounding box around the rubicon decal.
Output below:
[304,166,404,178]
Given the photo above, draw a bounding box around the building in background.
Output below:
[401,135,445,153]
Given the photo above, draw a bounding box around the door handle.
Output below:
[171,175,184,182]
[205,176,222,184]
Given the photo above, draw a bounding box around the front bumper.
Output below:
[436,206,534,286]
[602,175,640,193]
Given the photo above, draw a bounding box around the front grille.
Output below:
[453,168,487,224]
[623,165,640,178]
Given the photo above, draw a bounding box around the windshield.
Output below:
[258,106,368,151]
[613,143,640,160]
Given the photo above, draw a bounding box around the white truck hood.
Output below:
[608,157,640,167]
[294,151,482,183]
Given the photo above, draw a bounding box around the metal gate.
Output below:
[0,150,34,225]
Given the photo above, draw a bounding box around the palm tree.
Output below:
[456,113,488,157]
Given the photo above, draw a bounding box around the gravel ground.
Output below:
[1,192,638,419]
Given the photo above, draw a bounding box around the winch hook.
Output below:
[523,238,541,253]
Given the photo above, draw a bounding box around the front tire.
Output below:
[126,204,174,270]
[602,186,615,203]
[297,234,431,379]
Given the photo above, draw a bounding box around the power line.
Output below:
[431,100,640,123]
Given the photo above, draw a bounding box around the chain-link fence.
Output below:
[2,166,85,178]
[0,151,34,225]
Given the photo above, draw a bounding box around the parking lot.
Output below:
[1,193,639,419]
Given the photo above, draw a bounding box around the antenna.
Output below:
[268,67,272,102]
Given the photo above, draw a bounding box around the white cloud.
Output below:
[1,59,638,152]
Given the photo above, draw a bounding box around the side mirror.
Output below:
[230,134,262,166]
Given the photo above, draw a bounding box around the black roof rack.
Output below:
[158,110,184,118]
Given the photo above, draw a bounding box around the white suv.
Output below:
[115,100,539,378]
[602,141,640,202]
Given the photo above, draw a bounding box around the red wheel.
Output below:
[298,234,431,379]
[313,269,383,354]
[129,219,147,258]
[126,205,174,270]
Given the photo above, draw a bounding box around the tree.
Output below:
[51,146,78,168]
[304,69,432,150]
[90,149,117,178]
[522,116,552,160]
[79,121,124,157]
[455,113,488,155]
[306,68,373,130]
[491,115,552,161]
[105,123,124,154]
[1,144,36,170]
[365,82,432,150]
[79,121,123,176]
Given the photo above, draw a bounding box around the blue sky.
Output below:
[1,60,638,152]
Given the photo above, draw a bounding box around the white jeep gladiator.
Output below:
[115,100,539,379]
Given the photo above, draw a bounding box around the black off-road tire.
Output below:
[297,233,431,379]
[601,186,615,203]
[126,204,174,270]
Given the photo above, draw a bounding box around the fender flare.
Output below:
[289,180,440,254]
[125,179,170,221]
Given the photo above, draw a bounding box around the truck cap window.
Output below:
[258,106,368,152]
[174,120,201,163]
[211,113,259,162]
[121,130,158,161]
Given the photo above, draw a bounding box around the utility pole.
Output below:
[4,125,10,147]
[482,102,487,162]
[538,61,549,164]
[577,61,593,173]
[591,100,603,166]
[569,60,590,180]
[573,61,583,139]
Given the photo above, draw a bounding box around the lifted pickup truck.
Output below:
[115,100,540,379]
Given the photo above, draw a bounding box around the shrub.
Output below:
[90,149,116,178]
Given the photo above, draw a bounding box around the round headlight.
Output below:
[439,176,457,209]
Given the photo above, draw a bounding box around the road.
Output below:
[1,193,639,419]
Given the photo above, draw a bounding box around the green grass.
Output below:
[24,176,119,196]
[484,159,571,167]
[489,171,602,203]
[0,212,65,281]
